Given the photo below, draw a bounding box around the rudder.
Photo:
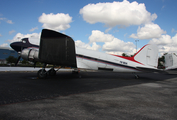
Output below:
[164,53,177,69]
[134,44,158,68]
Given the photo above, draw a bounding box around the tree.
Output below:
[122,53,134,57]
[158,53,166,69]
[6,56,17,64]
[21,59,28,64]
[122,53,129,57]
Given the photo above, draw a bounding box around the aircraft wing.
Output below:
[39,29,77,67]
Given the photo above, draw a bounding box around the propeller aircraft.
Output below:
[10,29,159,79]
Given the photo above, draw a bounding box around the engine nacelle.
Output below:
[21,48,40,62]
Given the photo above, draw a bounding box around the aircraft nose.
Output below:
[10,42,22,52]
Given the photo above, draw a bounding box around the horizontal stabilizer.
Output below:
[39,29,77,67]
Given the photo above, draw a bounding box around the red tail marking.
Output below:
[111,44,148,65]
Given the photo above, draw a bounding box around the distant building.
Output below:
[0,47,18,64]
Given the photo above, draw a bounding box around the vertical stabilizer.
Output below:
[165,53,177,69]
[134,44,158,68]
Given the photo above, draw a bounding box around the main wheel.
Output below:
[48,69,56,76]
[37,69,47,79]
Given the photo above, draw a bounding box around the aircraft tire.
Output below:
[37,69,47,79]
[48,69,56,76]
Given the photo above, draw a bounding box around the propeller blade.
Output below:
[33,62,37,68]
[15,56,21,66]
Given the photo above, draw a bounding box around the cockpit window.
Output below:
[22,40,26,43]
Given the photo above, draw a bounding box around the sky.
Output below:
[0,0,177,56]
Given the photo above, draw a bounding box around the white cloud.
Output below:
[149,34,172,46]
[171,28,177,33]
[106,48,137,56]
[6,20,13,24]
[103,38,135,54]
[89,30,114,43]
[161,5,165,10]
[9,30,15,35]
[80,0,157,27]
[38,13,72,31]
[105,28,112,33]
[149,33,177,54]
[130,23,166,40]
[8,33,41,45]
[0,43,8,47]
[88,30,136,55]
[0,18,5,20]
[29,27,38,32]
[0,17,14,24]
[75,40,100,51]
[0,34,2,37]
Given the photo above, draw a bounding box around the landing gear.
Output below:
[72,68,80,74]
[37,69,47,79]
[134,74,139,79]
[132,72,139,79]
[37,63,47,79]
[37,64,58,79]
[48,68,56,76]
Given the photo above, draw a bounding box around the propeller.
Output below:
[14,39,24,66]
[33,62,37,68]
[11,38,38,66]
[15,55,21,66]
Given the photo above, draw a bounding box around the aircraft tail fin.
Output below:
[134,44,158,68]
[164,53,177,69]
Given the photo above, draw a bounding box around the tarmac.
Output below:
[0,67,72,72]
[0,67,177,120]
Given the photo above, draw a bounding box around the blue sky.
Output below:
[0,0,177,56]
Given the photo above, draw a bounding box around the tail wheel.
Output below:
[72,68,80,74]
[134,75,139,79]
[37,69,47,79]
